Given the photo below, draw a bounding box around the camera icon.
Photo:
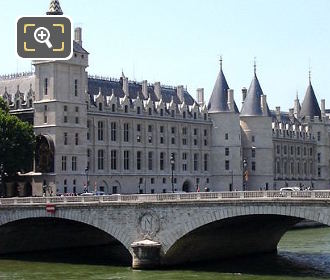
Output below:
[17,16,72,60]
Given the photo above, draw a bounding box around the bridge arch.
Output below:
[161,204,330,265]
[0,207,133,258]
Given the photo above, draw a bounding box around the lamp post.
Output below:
[243,159,248,191]
[84,167,89,193]
[170,154,175,193]
[0,163,4,197]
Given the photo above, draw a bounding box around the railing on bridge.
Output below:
[0,191,330,206]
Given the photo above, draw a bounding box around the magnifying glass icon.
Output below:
[34,27,53,49]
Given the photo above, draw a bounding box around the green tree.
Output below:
[0,97,35,176]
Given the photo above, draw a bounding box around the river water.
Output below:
[1,227,330,280]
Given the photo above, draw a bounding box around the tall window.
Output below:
[194,153,198,171]
[61,156,67,171]
[64,132,68,145]
[137,107,141,114]
[99,103,102,111]
[98,121,104,141]
[87,120,90,140]
[124,150,129,170]
[111,122,117,141]
[87,149,91,169]
[317,132,321,141]
[148,152,153,170]
[98,150,104,170]
[74,79,78,96]
[137,151,142,170]
[111,150,117,170]
[251,148,255,158]
[225,160,230,170]
[75,133,79,145]
[160,108,164,116]
[124,105,128,113]
[252,161,256,171]
[225,147,230,156]
[44,78,48,95]
[124,123,129,142]
[160,152,164,170]
[112,104,116,112]
[72,156,77,171]
[204,154,208,171]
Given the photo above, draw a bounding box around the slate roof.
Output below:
[241,72,270,117]
[0,74,35,99]
[207,66,239,113]
[88,77,197,106]
[73,41,89,54]
[270,110,301,125]
[300,81,321,118]
[46,0,63,15]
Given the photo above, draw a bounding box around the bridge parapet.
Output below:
[0,190,329,206]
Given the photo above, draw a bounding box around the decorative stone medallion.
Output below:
[138,211,160,238]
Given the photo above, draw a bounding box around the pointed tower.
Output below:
[240,62,273,190]
[294,92,301,119]
[300,75,321,119]
[46,0,63,15]
[32,0,90,194]
[208,58,242,191]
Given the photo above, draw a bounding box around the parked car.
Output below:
[280,187,300,192]
[79,192,94,196]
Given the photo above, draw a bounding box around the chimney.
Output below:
[154,82,162,100]
[227,89,234,111]
[74,27,82,46]
[321,99,325,116]
[242,87,247,104]
[123,77,129,96]
[196,88,204,105]
[142,80,148,99]
[276,106,281,115]
[261,94,268,116]
[177,85,184,103]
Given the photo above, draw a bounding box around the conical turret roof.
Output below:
[208,62,238,113]
[240,70,265,116]
[300,80,321,119]
[46,0,63,15]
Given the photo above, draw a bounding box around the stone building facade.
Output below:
[0,0,329,195]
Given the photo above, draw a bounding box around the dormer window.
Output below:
[194,112,197,119]
[74,79,78,96]
[137,107,141,114]
[171,110,175,117]
[160,109,164,116]
[112,104,116,112]
[99,103,103,111]
[183,111,186,119]
[124,105,128,113]
[148,108,152,115]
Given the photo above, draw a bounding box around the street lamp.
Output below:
[243,159,248,191]
[170,154,175,193]
[84,167,89,193]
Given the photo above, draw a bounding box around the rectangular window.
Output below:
[124,150,130,170]
[182,163,187,171]
[137,107,141,114]
[182,127,187,135]
[284,146,287,155]
[137,151,142,170]
[64,115,68,123]
[182,153,187,160]
[225,160,230,170]
[204,129,207,137]
[148,125,152,133]
[194,139,197,146]
[44,78,48,95]
[309,147,313,156]
[75,106,79,113]
[137,124,141,132]
[318,167,321,177]
[75,133,79,145]
[290,146,294,155]
[98,121,104,141]
[297,147,300,155]
[182,138,187,145]
[171,110,175,117]
[277,145,280,154]
[61,156,67,171]
[98,150,104,170]
[160,126,164,133]
[160,109,164,116]
[318,153,321,163]
[74,79,78,96]
[44,113,47,124]
[148,151,153,171]
[75,117,79,124]
[204,154,208,171]
[225,148,229,156]
[252,136,255,142]
[111,122,117,141]
[251,148,256,158]
[225,133,228,140]
[111,150,117,170]
[124,123,129,142]
[64,132,68,145]
[194,153,199,171]
[317,132,321,141]
[64,105,67,112]
[171,137,175,145]
[160,152,164,170]
[171,127,176,134]
[72,156,77,171]
[160,136,164,144]
[252,161,256,171]
[87,120,90,140]
[194,128,198,136]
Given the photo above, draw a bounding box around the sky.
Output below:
[0,0,330,110]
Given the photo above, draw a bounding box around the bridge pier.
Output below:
[131,239,161,269]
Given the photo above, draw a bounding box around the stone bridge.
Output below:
[0,190,330,268]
